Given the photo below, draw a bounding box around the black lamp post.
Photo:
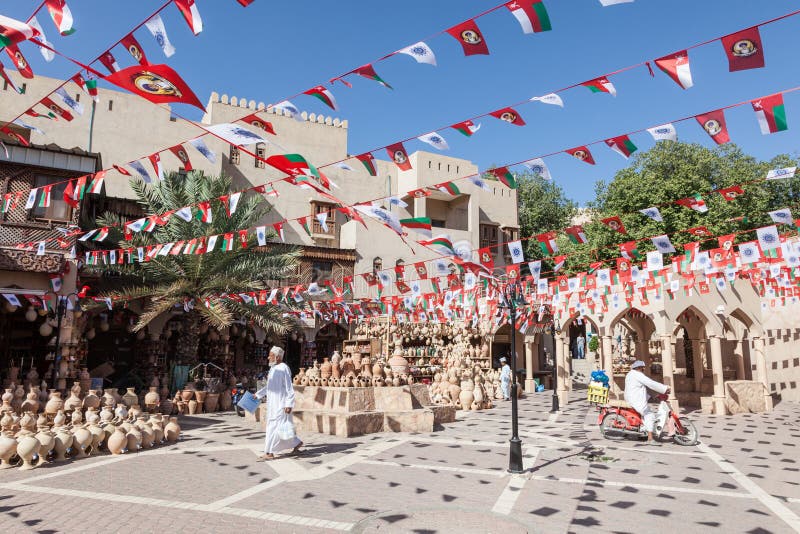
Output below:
[502,280,524,474]
[44,291,79,391]
[549,316,561,414]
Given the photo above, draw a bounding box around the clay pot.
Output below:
[114,403,128,420]
[79,367,91,394]
[144,387,160,411]
[136,417,154,449]
[164,417,180,443]
[352,353,362,370]
[459,388,475,410]
[82,389,100,410]
[372,362,383,378]
[70,409,82,426]
[187,399,198,415]
[0,431,17,469]
[100,406,113,423]
[16,432,39,470]
[53,427,73,462]
[320,358,332,379]
[126,426,141,452]
[88,422,105,453]
[72,426,92,458]
[34,428,54,466]
[389,350,409,375]
[53,410,66,427]
[204,392,219,413]
[159,398,174,415]
[195,390,207,407]
[44,391,63,415]
[21,388,40,414]
[149,415,164,444]
[331,361,341,379]
[219,389,232,411]
[107,426,127,454]
[102,389,116,408]
[122,388,138,408]
[180,389,194,402]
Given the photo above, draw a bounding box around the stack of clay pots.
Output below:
[0,382,183,471]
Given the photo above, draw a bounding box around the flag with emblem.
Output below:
[169,144,193,171]
[767,167,796,180]
[647,123,677,141]
[565,225,587,244]
[605,135,637,159]
[738,241,760,264]
[104,64,204,111]
[220,233,234,252]
[687,226,711,237]
[45,0,75,35]
[536,231,558,255]
[121,33,149,65]
[651,235,676,253]
[145,14,175,57]
[752,93,787,135]
[566,146,595,165]
[240,113,275,135]
[756,225,779,251]
[303,85,338,110]
[446,19,490,56]
[174,0,203,35]
[417,132,449,150]
[0,15,39,47]
[41,97,73,121]
[72,73,98,102]
[490,107,525,126]
[655,50,693,89]
[386,143,411,171]
[396,41,437,65]
[505,0,552,34]
[721,27,764,72]
[601,216,626,234]
[696,109,729,144]
[768,208,793,225]
[99,51,119,74]
[582,76,616,96]
[718,185,744,201]
[196,201,212,223]
[676,193,708,213]
[507,240,524,263]
[620,240,642,260]
[639,206,663,222]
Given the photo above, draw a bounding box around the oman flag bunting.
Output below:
[605,135,637,159]
[104,64,204,111]
[386,143,412,171]
[169,145,193,171]
[400,217,432,238]
[353,64,392,89]
[303,85,338,111]
[490,107,525,126]
[355,153,377,176]
[99,51,120,74]
[582,76,616,96]
[72,73,99,102]
[721,27,764,72]
[45,0,75,36]
[174,0,203,35]
[121,33,149,65]
[566,146,595,165]
[196,201,212,223]
[240,113,275,135]
[752,93,787,135]
[436,182,460,196]
[676,193,708,213]
[565,225,587,244]
[451,120,481,137]
[88,171,105,194]
[505,1,552,34]
[536,231,558,255]
[655,51,693,89]
[489,167,517,189]
[41,97,73,121]
[695,109,729,144]
[718,185,744,201]
[601,216,626,234]
[446,19,490,56]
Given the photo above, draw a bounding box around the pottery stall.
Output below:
[0,382,181,471]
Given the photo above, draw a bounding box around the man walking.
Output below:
[255,346,302,461]
[500,356,512,401]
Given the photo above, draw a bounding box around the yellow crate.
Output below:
[587,384,609,405]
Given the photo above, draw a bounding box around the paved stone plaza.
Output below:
[1,393,799,533]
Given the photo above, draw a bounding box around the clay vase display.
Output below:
[372,362,383,378]
[16,432,39,470]
[204,392,219,413]
[180,389,194,402]
[72,426,92,458]
[122,388,138,408]
[361,362,372,378]
[107,426,127,454]
[187,399,198,415]
[219,390,232,411]
[53,427,73,462]
[320,358,332,379]
[160,398,174,415]
[136,417,154,449]
[44,391,63,415]
[389,349,410,375]
[126,426,141,453]
[63,387,81,413]
[34,428,54,466]
[79,367,91,394]
[114,403,128,420]
[459,379,475,410]
[0,431,17,469]
[102,389,116,408]
[144,387,160,411]
[164,417,181,443]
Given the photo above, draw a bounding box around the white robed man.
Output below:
[624,360,670,445]
[499,357,511,401]
[255,346,303,461]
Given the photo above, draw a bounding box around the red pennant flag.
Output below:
[446,19,490,56]
[121,33,149,65]
[169,145,193,171]
[686,226,712,237]
[99,51,120,74]
[4,44,33,79]
[489,107,525,126]
[240,113,275,135]
[386,142,412,171]
[695,109,730,144]
[478,247,495,270]
[413,262,428,279]
[654,50,693,89]
[408,188,430,198]
[355,153,377,176]
[566,146,595,165]
[721,27,765,72]
[103,64,204,111]
[718,185,744,201]
[1,127,29,146]
[113,164,131,176]
[40,97,73,121]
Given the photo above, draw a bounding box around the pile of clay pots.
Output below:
[292,348,419,388]
[0,382,182,471]
[428,357,521,411]
[172,377,233,415]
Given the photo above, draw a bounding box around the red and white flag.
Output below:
[174,0,203,35]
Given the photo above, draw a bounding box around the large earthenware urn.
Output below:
[16,431,39,470]
[114,403,128,420]
[100,405,113,423]
[149,415,164,444]
[122,388,138,408]
[372,362,383,378]
[320,358,332,379]
[389,349,409,375]
[87,421,104,453]
[204,392,219,413]
[136,417,154,449]
[164,417,181,443]
[187,399,198,415]
[107,425,127,454]
[0,431,17,469]
[144,387,160,410]
[44,391,63,415]
[53,427,73,462]
[459,379,475,410]
[352,352,362,370]
[64,389,82,412]
[72,426,92,458]
[180,389,194,402]
[34,428,54,466]
[82,389,100,410]
[160,397,174,415]
[126,426,142,453]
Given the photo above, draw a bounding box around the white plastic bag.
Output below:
[277,419,296,441]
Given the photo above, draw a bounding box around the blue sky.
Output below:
[4,0,800,204]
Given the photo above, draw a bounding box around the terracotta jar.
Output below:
[53,427,73,462]
[102,389,116,408]
[164,417,181,443]
[79,367,91,394]
[21,387,40,414]
[149,415,164,444]
[180,389,194,402]
[194,390,207,405]
[81,389,100,410]
[107,425,127,455]
[160,398,174,415]
[361,362,372,378]
[136,417,154,449]
[44,391,63,415]
[87,421,104,453]
[0,431,16,469]
[389,349,409,375]
[114,403,128,420]
[372,362,383,378]
[144,387,160,409]
[16,431,39,470]
[331,360,341,379]
[64,389,82,412]
[34,427,54,466]
[204,392,219,413]
[126,426,141,453]
[100,405,114,423]
[320,358,332,379]
[122,388,138,408]
[187,399,198,415]
[72,426,92,458]
[218,390,232,411]
[352,353,362,370]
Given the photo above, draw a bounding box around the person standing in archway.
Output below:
[576,334,586,359]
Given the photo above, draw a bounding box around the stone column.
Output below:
[636,340,650,365]
[601,335,614,377]
[555,337,568,406]
[691,338,704,392]
[708,335,726,415]
[752,336,774,411]
[660,334,679,411]
[524,341,536,393]
[563,339,573,392]
[735,339,746,381]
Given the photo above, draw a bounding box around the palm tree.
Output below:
[88,171,300,361]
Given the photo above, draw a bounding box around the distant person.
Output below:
[576,334,585,359]
[255,346,302,462]
[499,357,511,401]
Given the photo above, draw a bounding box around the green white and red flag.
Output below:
[273,222,285,242]
[400,217,432,238]
[489,167,517,189]
[681,241,699,272]
[174,0,203,35]
[505,1,552,34]
[0,15,39,47]
[267,153,330,189]
[303,85,338,111]
[419,236,456,256]
[221,191,241,217]
[355,152,377,176]
[676,193,708,213]
[752,93,787,135]
[620,240,642,260]
[655,50,693,89]
[386,143,412,171]
[221,233,234,252]
[490,107,526,126]
[63,175,86,208]
[299,216,312,236]
[536,231,558,255]
[45,0,76,36]
[353,64,392,89]
[33,186,50,208]
[72,73,99,102]
[436,182,460,196]
[93,227,109,242]
[88,171,105,194]
[451,120,481,137]
[566,146,595,165]
[552,255,566,272]
[604,135,638,159]
[565,225,587,244]
[196,201,213,223]
[718,185,744,201]
[581,76,616,96]
[695,109,729,144]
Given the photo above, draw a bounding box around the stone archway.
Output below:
[557,314,601,392]
[603,307,658,397]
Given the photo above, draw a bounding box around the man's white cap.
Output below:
[631,360,646,369]
[500,357,507,363]
[270,346,285,358]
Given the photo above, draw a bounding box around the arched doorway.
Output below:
[671,307,711,408]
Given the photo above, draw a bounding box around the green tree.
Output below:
[88,171,300,360]
[562,142,798,273]
[516,171,577,262]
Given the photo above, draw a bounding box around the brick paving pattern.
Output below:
[1,393,799,533]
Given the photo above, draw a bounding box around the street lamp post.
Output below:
[550,316,561,414]
[503,280,524,474]
[44,291,79,391]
